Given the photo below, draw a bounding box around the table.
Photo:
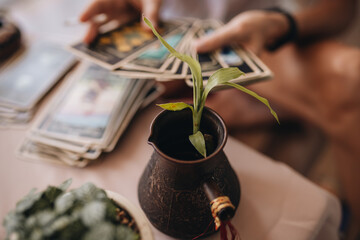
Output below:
[0,105,341,240]
[0,0,341,239]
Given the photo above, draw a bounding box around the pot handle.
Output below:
[203,179,235,229]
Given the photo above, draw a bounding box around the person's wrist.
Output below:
[264,7,298,51]
[264,12,290,48]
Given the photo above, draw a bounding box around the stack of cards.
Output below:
[17,63,164,167]
[0,42,76,127]
[185,20,273,88]
[69,20,192,80]
[69,19,272,86]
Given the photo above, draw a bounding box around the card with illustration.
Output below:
[103,80,156,152]
[33,64,136,145]
[69,21,181,70]
[122,23,194,73]
[21,60,165,166]
[0,42,76,111]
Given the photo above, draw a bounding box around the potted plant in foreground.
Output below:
[138,17,279,239]
[3,179,153,240]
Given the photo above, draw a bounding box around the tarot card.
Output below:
[27,80,163,160]
[216,44,273,87]
[103,80,156,152]
[113,61,188,80]
[185,48,272,88]
[98,78,149,150]
[24,131,102,161]
[140,83,165,109]
[32,63,136,146]
[33,74,147,151]
[244,48,273,77]
[0,107,35,128]
[198,20,260,73]
[17,138,90,168]
[0,106,24,117]
[185,38,222,79]
[0,42,77,111]
[27,131,91,154]
[185,21,223,77]
[185,19,272,88]
[104,80,165,152]
[69,21,181,70]
[164,57,182,74]
[122,22,195,73]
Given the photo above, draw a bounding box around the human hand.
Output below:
[195,10,290,55]
[80,0,162,44]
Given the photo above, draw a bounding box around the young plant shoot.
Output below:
[144,17,279,158]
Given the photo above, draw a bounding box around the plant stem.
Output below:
[193,106,203,134]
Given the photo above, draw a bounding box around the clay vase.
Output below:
[138,107,241,239]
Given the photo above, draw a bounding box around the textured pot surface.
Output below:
[138,108,241,239]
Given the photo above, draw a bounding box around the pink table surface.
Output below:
[0,105,340,240]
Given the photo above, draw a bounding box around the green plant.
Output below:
[3,179,139,240]
[144,17,279,157]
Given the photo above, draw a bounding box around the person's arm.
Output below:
[295,0,357,41]
[195,0,357,54]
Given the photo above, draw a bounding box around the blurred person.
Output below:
[80,0,360,225]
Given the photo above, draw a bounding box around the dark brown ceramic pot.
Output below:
[138,107,241,239]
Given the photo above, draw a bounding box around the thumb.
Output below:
[141,0,161,28]
[195,24,237,53]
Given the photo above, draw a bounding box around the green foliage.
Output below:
[3,179,140,240]
[189,131,207,157]
[145,17,279,157]
[156,102,193,112]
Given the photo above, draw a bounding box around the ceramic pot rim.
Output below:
[106,190,154,240]
[148,107,228,164]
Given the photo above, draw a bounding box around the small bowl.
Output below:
[106,190,154,240]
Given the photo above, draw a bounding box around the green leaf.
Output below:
[144,17,280,158]
[55,192,76,214]
[15,190,42,214]
[25,215,37,229]
[189,131,207,158]
[81,201,106,227]
[73,182,98,202]
[58,179,72,192]
[35,210,56,227]
[83,222,115,240]
[30,228,43,240]
[157,102,193,112]
[26,197,52,216]
[143,17,203,109]
[56,219,87,240]
[202,67,244,103]
[224,82,280,124]
[116,225,139,240]
[3,210,25,233]
[48,216,72,233]
[44,186,63,203]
